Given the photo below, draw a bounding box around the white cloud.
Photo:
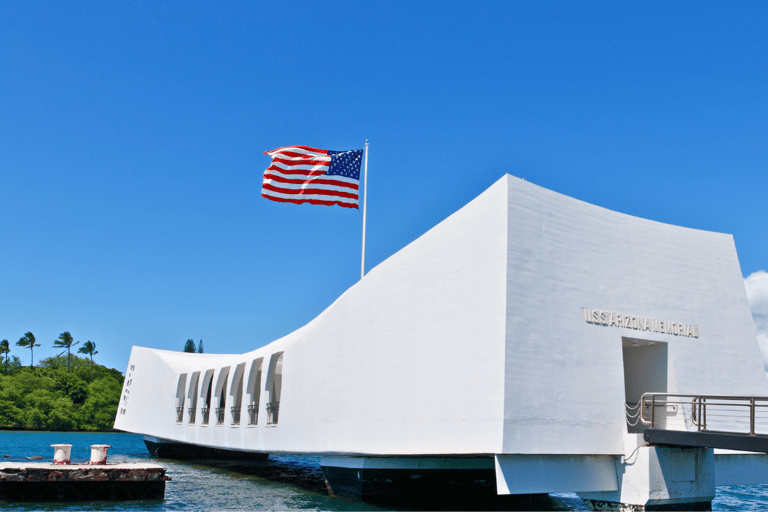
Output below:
[745,270,768,371]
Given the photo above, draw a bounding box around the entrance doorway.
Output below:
[622,337,668,433]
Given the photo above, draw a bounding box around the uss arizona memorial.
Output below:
[115,174,768,509]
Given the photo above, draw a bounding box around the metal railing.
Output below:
[215,407,225,425]
[247,404,258,425]
[638,393,768,435]
[176,406,184,423]
[188,406,196,424]
[231,406,241,426]
[201,406,210,424]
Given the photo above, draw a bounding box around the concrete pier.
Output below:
[0,462,170,501]
[577,446,715,511]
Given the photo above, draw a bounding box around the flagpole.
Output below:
[361,140,369,280]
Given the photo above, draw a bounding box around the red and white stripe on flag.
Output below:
[262,145,360,209]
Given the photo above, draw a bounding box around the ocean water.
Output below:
[1,431,767,511]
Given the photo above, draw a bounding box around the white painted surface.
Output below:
[89,444,111,465]
[116,176,509,455]
[715,452,768,485]
[501,177,768,455]
[578,446,715,508]
[114,174,768,492]
[494,454,618,494]
[51,444,72,464]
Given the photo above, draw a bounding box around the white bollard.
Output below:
[89,444,111,465]
[51,444,72,465]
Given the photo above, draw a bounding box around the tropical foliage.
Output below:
[0,355,123,430]
[53,331,79,372]
[78,341,98,381]
[0,340,9,371]
[16,332,40,367]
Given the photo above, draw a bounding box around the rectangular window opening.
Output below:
[200,369,215,425]
[247,358,263,426]
[265,352,283,425]
[230,362,246,426]
[187,371,200,424]
[175,373,187,423]
[214,366,231,425]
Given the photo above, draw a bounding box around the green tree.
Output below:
[80,375,123,429]
[0,355,123,430]
[6,356,22,373]
[198,340,204,353]
[184,339,196,353]
[53,331,79,372]
[16,332,40,367]
[56,372,88,405]
[0,380,23,427]
[78,341,98,381]
[0,340,9,371]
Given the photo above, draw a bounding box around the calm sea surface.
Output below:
[1,431,767,511]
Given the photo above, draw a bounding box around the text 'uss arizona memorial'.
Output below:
[581,308,700,338]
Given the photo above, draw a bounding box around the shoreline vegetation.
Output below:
[0,355,123,431]
[0,427,121,432]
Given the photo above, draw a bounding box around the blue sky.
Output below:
[2,1,766,373]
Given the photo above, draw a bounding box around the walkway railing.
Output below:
[638,393,768,436]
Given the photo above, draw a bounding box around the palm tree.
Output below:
[16,332,40,367]
[0,340,9,371]
[78,341,98,381]
[53,331,79,372]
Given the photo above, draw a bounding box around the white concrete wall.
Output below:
[501,176,768,455]
[578,446,715,508]
[715,451,768,485]
[115,176,509,455]
[115,174,768,462]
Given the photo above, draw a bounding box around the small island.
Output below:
[0,352,122,431]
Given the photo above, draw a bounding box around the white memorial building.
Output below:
[114,174,768,510]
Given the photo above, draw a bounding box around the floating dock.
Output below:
[0,462,170,501]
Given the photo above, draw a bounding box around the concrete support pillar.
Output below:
[578,446,715,511]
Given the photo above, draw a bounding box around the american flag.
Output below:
[262,145,363,209]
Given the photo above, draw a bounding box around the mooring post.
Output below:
[51,444,72,465]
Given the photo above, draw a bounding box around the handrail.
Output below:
[639,393,768,436]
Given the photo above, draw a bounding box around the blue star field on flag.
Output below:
[327,150,363,180]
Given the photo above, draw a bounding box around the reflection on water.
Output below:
[2,432,768,511]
